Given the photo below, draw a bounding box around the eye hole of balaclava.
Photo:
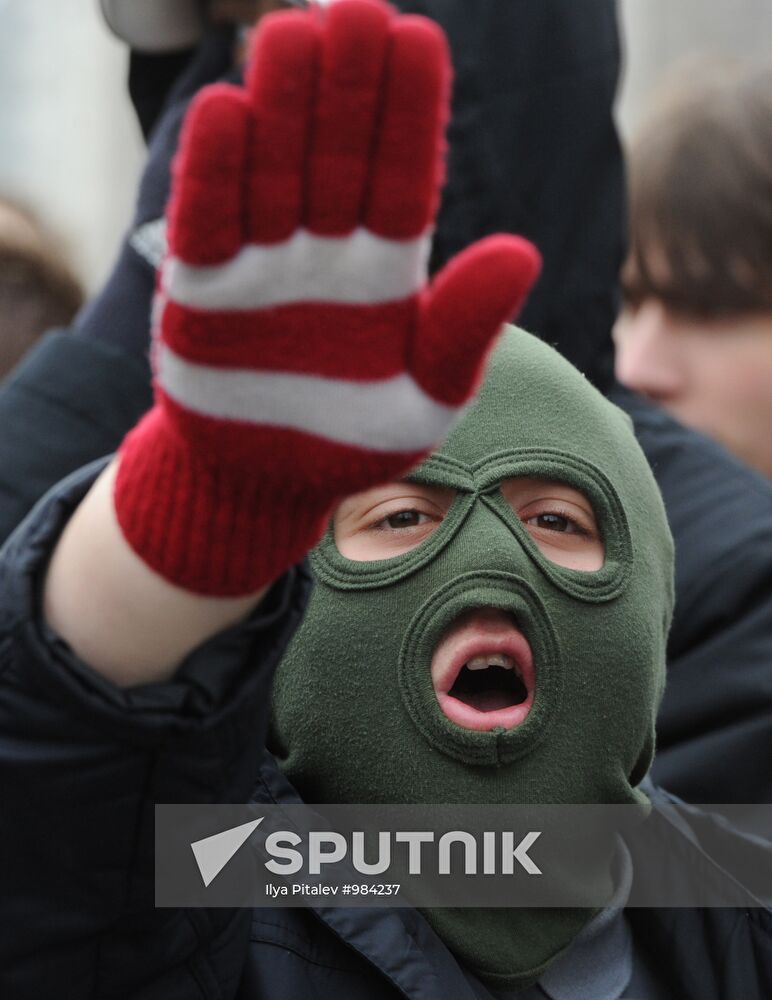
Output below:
[333,476,605,573]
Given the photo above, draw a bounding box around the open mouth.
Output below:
[430,608,535,732]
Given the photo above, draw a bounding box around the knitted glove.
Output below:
[114,0,541,596]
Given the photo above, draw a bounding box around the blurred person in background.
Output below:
[0,197,83,378]
[613,61,772,477]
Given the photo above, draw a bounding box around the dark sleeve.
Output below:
[395,0,623,389]
[0,332,153,546]
[613,388,772,803]
[0,462,311,999]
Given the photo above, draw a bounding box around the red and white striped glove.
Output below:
[114,0,540,596]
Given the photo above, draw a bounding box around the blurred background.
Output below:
[1,0,771,294]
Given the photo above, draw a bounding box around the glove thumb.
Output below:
[413,234,541,405]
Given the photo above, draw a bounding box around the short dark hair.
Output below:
[0,198,84,378]
[623,60,772,319]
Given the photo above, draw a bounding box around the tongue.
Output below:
[455,690,521,712]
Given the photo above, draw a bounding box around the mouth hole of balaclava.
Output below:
[448,661,529,712]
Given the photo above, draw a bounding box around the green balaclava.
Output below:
[269,326,674,991]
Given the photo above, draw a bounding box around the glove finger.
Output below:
[166,83,250,265]
[364,15,450,239]
[305,0,391,235]
[245,11,320,242]
[413,235,542,405]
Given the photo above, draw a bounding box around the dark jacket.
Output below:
[1,464,771,1000]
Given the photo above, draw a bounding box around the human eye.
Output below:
[524,507,592,537]
[619,257,646,313]
[372,508,434,532]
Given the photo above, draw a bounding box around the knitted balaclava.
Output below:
[269,325,674,990]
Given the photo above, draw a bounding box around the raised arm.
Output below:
[43,0,538,685]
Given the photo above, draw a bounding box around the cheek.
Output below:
[692,339,772,408]
[335,529,437,562]
[335,535,369,560]
[536,538,605,573]
[333,521,374,561]
[668,338,772,464]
